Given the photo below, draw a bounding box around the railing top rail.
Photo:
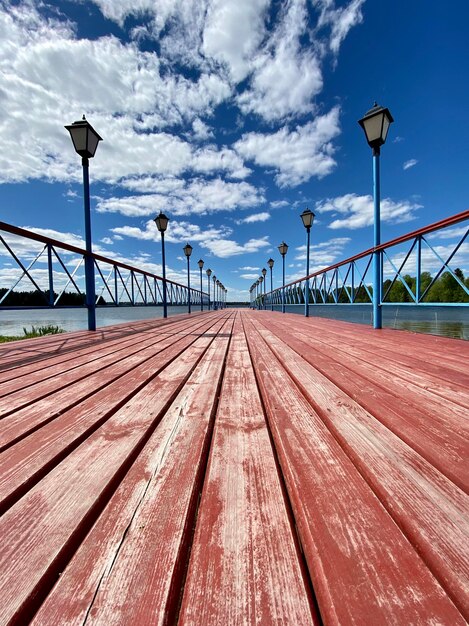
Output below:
[0,221,206,294]
[276,209,469,291]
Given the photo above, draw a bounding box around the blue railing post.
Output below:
[372,149,382,329]
[47,244,54,306]
[82,157,96,331]
[416,235,422,303]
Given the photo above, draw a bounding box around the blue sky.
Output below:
[1,0,468,301]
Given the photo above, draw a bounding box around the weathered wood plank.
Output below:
[247,314,469,620]
[243,313,466,624]
[255,315,469,491]
[0,315,227,450]
[0,311,206,373]
[178,317,319,626]
[30,319,233,626]
[0,314,220,418]
[0,328,222,625]
[0,316,232,513]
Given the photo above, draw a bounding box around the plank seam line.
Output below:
[0,315,220,415]
[80,315,234,626]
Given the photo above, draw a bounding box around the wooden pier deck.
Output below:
[0,309,467,625]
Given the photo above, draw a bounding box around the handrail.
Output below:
[0,221,216,311]
[0,221,192,290]
[282,209,469,290]
[256,209,469,311]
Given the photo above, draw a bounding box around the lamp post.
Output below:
[261,268,267,310]
[65,115,102,331]
[216,280,220,309]
[206,268,212,310]
[213,274,217,310]
[183,243,193,313]
[154,212,170,318]
[358,102,394,329]
[267,258,274,311]
[198,259,204,311]
[278,242,288,313]
[300,209,315,317]
[259,275,264,309]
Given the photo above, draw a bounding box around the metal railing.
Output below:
[0,222,211,312]
[254,210,469,312]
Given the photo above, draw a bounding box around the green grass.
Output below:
[0,324,64,343]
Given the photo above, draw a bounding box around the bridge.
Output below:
[0,308,467,625]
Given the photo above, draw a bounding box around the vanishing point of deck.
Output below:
[0,309,468,625]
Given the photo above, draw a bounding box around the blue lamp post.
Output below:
[183,243,193,313]
[359,103,394,329]
[154,212,170,318]
[198,259,204,311]
[261,268,267,310]
[278,242,288,313]
[300,209,315,317]
[65,115,102,331]
[206,268,212,310]
[212,274,217,310]
[267,258,274,311]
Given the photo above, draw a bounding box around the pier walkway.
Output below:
[0,309,468,625]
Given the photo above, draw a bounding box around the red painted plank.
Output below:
[260,313,469,397]
[0,316,232,513]
[0,315,227,450]
[0,330,221,625]
[0,311,206,373]
[0,314,221,418]
[31,321,233,626]
[242,313,465,624]
[255,315,469,491]
[247,315,469,620]
[178,318,319,626]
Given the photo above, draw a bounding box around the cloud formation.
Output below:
[0,0,360,200]
[316,194,422,229]
[403,159,418,170]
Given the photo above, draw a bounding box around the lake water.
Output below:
[0,304,468,340]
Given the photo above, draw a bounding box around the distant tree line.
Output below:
[0,288,106,306]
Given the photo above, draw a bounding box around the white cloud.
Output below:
[201,236,270,258]
[236,212,270,224]
[111,219,232,245]
[270,200,289,208]
[240,273,260,280]
[202,0,270,83]
[316,194,422,229]
[295,237,351,267]
[313,0,365,56]
[237,0,323,121]
[191,118,215,141]
[403,159,418,170]
[97,178,265,217]
[240,266,260,270]
[235,107,340,187]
